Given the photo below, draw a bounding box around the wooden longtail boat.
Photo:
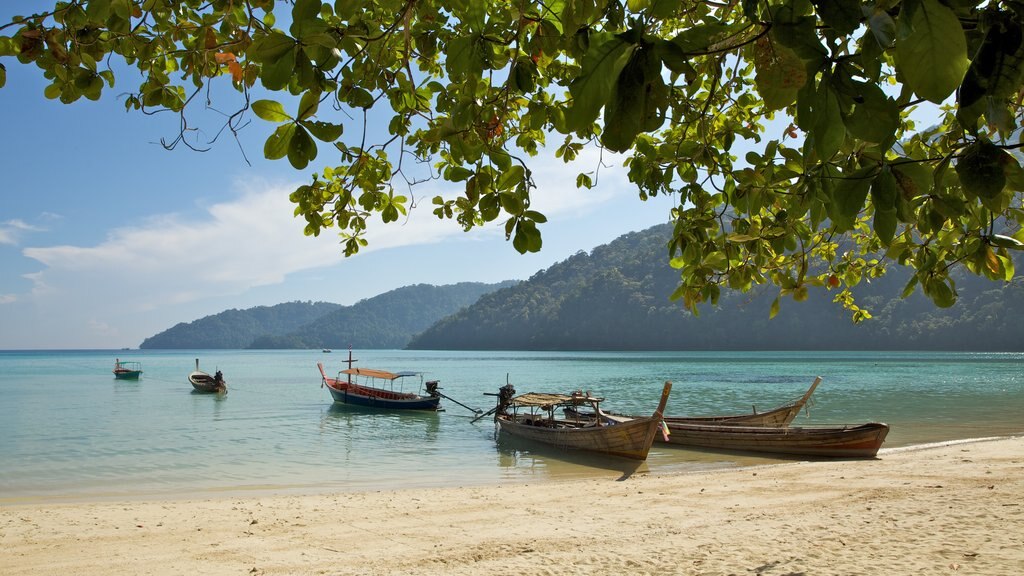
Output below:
[643,419,889,458]
[318,349,441,411]
[568,376,822,428]
[493,381,672,461]
[113,359,143,380]
[189,358,227,394]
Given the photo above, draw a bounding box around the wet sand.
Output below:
[2,436,1022,575]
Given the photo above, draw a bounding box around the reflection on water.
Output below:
[320,403,442,443]
[494,431,649,479]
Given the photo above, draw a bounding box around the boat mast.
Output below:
[345,346,357,385]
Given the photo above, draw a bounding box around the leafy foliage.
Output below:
[3,0,1024,319]
[408,224,1024,351]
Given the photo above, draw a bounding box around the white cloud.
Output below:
[0,219,43,246]
[5,150,639,348]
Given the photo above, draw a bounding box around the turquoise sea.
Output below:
[1,349,1022,503]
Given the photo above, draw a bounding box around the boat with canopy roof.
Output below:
[318,349,441,411]
[492,381,672,460]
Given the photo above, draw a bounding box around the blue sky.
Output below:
[0,39,675,349]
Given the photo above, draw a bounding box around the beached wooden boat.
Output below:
[189,359,227,394]
[651,420,889,458]
[569,376,822,427]
[113,359,143,380]
[493,381,672,460]
[318,349,441,411]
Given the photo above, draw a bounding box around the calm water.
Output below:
[1,350,1021,503]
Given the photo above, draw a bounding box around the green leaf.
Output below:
[264,123,296,160]
[251,32,297,61]
[873,208,897,246]
[301,120,343,142]
[654,39,693,75]
[602,48,665,152]
[955,140,1009,200]
[752,39,806,111]
[991,234,1024,250]
[924,277,956,308]
[260,46,297,90]
[812,0,862,36]
[960,15,1024,108]
[769,296,780,319]
[292,0,323,25]
[841,83,899,145]
[870,166,898,212]
[872,167,900,246]
[0,63,7,89]
[297,91,320,121]
[813,82,844,160]
[564,32,635,132]
[496,165,525,191]
[895,0,969,103]
[832,166,875,224]
[867,7,897,48]
[252,99,292,122]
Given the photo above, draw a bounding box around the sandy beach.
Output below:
[2,436,1022,575]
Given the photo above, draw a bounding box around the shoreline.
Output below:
[1,434,1019,507]
[3,435,1022,575]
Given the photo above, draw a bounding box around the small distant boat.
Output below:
[189,359,227,394]
[318,349,441,410]
[113,359,143,380]
[322,349,332,353]
[493,381,672,461]
[567,377,822,428]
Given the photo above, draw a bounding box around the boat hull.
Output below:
[496,381,672,461]
[496,414,660,460]
[662,421,890,458]
[113,370,142,380]
[189,371,227,394]
[324,381,440,410]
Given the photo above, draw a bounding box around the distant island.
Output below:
[139,282,516,350]
[141,224,1024,351]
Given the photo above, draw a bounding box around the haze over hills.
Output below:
[407,224,1024,351]
[141,225,1023,351]
[139,282,515,349]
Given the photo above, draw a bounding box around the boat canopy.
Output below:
[511,392,605,409]
[341,367,419,380]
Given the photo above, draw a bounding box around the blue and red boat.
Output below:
[317,350,441,411]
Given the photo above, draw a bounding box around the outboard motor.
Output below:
[494,383,516,420]
[425,380,441,398]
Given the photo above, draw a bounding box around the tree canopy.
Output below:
[3,0,1023,320]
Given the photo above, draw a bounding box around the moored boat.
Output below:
[318,349,441,411]
[655,420,889,458]
[189,359,227,394]
[569,376,822,427]
[493,381,672,461]
[113,359,143,380]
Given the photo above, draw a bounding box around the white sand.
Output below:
[2,436,1022,575]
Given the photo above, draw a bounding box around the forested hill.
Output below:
[407,224,1024,351]
[249,281,517,349]
[140,301,342,349]
[139,281,515,349]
